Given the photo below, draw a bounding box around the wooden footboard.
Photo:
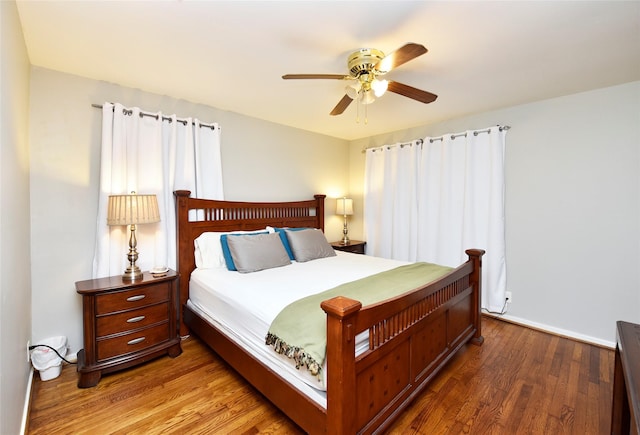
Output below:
[174,191,484,434]
[322,249,484,434]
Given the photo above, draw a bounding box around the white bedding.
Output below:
[187,250,409,407]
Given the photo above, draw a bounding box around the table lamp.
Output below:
[107,192,160,281]
[336,197,353,245]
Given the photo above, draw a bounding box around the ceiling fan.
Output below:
[282,43,438,117]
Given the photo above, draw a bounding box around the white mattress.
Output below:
[187,250,409,408]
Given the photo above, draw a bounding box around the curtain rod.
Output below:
[428,125,510,143]
[364,125,511,153]
[91,103,217,130]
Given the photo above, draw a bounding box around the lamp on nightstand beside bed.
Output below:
[107,192,160,281]
[336,197,353,245]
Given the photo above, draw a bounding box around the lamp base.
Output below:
[342,215,350,245]
[122,265,143,282]
[123,224,143,282]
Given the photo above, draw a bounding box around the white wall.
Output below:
[0,2,33,433]
[349,81,640,345]
[28,68,350,353]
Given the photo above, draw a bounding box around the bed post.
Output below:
[321,296,362,435]
[466,249,485,346]
[174,190,193,337]
[314,194,326,231]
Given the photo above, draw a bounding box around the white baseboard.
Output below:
[484,312,616,349]
[20,367,34,435]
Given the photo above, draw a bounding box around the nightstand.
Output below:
[331,240,366,255]
[75,270,182,388]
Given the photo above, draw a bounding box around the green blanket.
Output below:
[265,262,453,379]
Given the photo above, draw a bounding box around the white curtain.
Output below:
[364,126,507,313]
[93,103,224,278]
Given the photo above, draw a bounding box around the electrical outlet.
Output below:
[505,291,512,303]
[27,340,31,363]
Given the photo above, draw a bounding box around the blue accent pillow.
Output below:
[220,231,268,271]
[273,227,310,260]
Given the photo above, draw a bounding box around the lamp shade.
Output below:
[336,198,353,216]
[107,193,160,226]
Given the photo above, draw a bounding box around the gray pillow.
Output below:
[227,232,291,273]
[285,228,336,262]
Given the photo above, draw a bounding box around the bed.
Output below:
[174,190,485,434]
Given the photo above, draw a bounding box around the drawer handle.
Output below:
[126,316,145,323]
[127,337,146,346]
[126,295,145,302]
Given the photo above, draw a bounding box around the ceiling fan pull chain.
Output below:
[364,100,368,125]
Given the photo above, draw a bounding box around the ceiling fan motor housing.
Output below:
[348,48,385,77]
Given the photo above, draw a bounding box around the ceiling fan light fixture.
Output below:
[345,81,362,99]
[376,57,392,74]
[371,79,388,97]
[361,89,376,105]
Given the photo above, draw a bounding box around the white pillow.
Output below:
[194,228,273,269]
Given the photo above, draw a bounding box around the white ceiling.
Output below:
[16,1,640,141]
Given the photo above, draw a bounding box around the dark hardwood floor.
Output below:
[27,316,614,434]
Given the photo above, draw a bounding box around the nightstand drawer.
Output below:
[96,283,169,315]
[336,244,365,254]
[331,240,366,255]
[96,303,170,337]
[97,322,170,361]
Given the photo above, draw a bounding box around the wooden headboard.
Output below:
[173,190,326,335]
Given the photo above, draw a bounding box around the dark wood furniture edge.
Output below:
[330,240,365,246]
[611,320,640,435]
[75,269,178,293]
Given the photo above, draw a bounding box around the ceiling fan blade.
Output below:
[375,43,427,73]
[387,81,438,104]
[330,95,353,116]
[282,74,348,80]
